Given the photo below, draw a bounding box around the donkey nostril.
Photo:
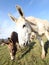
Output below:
[26,41,28,46]
[23,42,28,46]
[24,43,25,46]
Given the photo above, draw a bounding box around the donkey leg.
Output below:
[45,30,49,40]
[10,52,15,60]
[40,40,45,59]
[37,35,45,59]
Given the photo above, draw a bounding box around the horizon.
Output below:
[0,0,49,39]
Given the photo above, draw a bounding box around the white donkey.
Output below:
[26,16,49,40]
[8,5,49,59]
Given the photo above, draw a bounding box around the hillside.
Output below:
[0,36,49,65]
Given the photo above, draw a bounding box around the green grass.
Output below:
[0,36,49,65]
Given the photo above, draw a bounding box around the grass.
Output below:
[0,36,49,65]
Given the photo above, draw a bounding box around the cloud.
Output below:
[28,0,49,6]
[0,11,19,39]
[29,0,34,6]
[0,25,17,39]
[0,19,17,39]
[39,0,49,6]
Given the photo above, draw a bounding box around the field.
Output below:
[0,36,49,65]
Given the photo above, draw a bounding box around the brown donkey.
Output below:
[5,31,19,60]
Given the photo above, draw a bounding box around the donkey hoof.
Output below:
[11,57,15,60]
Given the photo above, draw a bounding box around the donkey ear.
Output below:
[8,13,17,22]
[8,38,12,43]
[16,5,24,17]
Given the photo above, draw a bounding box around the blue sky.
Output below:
[0,0,49,38]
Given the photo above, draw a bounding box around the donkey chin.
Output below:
[19,40,30,48]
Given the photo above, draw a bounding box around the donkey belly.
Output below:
[38,27,45,35]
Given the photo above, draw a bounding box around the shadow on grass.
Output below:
[18,41,36,59]
[44,40,49,56]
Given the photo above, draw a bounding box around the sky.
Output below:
[0,0,49,39]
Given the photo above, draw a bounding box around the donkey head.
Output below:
[8,5,32,47]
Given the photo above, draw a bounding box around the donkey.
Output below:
[4,31,18,60]
[8,5,49,59]
[16,5,49,59]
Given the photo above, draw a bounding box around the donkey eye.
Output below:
[23,24,26,28]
